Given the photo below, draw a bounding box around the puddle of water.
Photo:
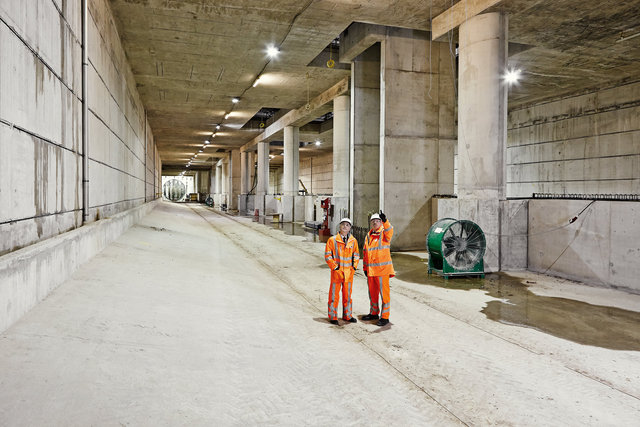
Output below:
[393,253,640,351]
[255,218,329,243]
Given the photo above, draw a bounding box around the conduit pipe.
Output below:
[82,0,89,223]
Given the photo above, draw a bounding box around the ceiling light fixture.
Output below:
[504,68,522,84]
[216,125,221,130]
[266,45,279,58]
[315,140,321,146]
[232,97,240,103]
[205,140,210,144]
[224,113,231,119]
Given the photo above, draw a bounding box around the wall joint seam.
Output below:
[0,15,79,98]
[0,118,79,155]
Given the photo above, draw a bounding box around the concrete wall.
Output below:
[270,166,283,195]
[0,0,159,256]
[507,81,640,197]
[300,153,333,195]
[529,200,639,293]
[86,0,155,218]
[381,29,456,250]
[195,170,210,194]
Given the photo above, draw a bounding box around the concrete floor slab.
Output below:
[1,201,639,425]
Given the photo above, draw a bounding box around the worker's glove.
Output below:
[379,211,387,222]
[334,266,340,271]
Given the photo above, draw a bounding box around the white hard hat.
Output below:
[369,213,381,221]
[339,217,352,225]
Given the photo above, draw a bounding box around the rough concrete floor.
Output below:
[1,202,639,425]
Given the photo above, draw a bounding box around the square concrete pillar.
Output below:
[281,195,294,222]
[294,196,306,222]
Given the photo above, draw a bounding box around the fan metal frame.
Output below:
[426,218,486,279]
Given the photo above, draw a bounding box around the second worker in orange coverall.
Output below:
[362,211,394,326]
[324,218,360,325]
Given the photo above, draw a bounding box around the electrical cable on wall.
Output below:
[542,202,595,274]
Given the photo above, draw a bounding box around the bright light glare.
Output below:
[224,113,231,119]
[204,140,210,144]
[266,45,279,58]
[216,125,221,130]
[232,97,240,103]
[315,140,321,146]
[504,68,521,84]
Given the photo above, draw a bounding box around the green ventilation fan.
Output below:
[427,218,486,279]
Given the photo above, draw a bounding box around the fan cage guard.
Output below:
[427,218,486,278]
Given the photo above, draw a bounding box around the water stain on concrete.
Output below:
[393,253,640,351]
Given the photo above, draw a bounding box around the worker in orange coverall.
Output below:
[324,218,360,325]
[362,211,394,326]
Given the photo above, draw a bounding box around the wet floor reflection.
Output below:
[255,217,329,243]
[393,253,640,351]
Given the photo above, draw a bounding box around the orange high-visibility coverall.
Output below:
[325,233,360,321]
[362,219,394,319]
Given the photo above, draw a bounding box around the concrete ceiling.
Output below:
[109,0,640,170]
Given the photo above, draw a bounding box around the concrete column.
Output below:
[214,165,216,194]
[283,126,300,196]
[240,150,249,194]
[229,149,241,211]
[451,12,508,272]
[458,13,508,199]
[333,95,350,197]
[351,44,381,227]
[222,158,228,194]
[257,141,269,195]
[216,163,222,194]
[248,151,256,191]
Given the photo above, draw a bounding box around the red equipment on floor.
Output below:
[319,197,333,236]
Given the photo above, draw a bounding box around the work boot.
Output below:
[362,314,379,321]
[345,317,357,323]
[329,319,339,325]
[376,318,389,326]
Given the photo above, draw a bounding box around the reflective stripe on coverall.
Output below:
[325,233,360,320]
[362,219,394,319]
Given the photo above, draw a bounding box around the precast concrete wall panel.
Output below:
[85,0,147,219]
[1,0,158,255]
[299,153,333,196]
[508,81,640,197]
[529,200,639,292]
[0,3,83,256]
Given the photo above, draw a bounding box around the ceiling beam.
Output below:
[431,0,504,41]
[241,77,349,152]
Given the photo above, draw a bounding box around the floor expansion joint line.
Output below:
[187,205,468,424]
